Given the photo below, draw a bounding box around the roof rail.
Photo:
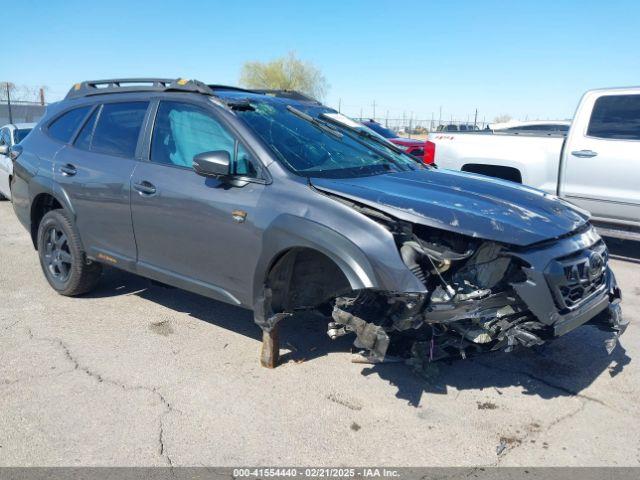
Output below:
[208,85,320,103]
[253,89,319,103]
[64,78,215,100]
[208,84,257,93]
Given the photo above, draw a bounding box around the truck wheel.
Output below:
[37,209,102,296]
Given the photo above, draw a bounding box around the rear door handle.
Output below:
[133,181,157,195]
[571,150,598,158]
[60,164,77,176]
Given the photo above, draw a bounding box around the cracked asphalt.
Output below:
[0,202,638,466]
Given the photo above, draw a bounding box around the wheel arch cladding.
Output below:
[30,192,64,248]
[251,215,381,330]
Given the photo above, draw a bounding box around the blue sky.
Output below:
[9,0,640,122]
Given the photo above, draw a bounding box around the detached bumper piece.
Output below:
[588,287,627,354]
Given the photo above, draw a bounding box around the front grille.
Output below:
[545,240,608,311]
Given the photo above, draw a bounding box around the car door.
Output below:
[54,101,149,267]
[560,91,640,227]
[130,99,267,306]
[0,127,11,198]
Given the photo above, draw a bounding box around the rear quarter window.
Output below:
[587,94,640,140]
[74,107,100,151]
[48,106,91,143]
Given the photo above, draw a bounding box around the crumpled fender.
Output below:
[251,213,426,326]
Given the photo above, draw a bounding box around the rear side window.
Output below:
[587,94,640,140]
[48,106,91,143]
[90,102,148,157]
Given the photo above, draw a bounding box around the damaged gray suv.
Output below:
[11,78,627,368]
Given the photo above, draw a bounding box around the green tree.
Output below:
[239,52,328,100]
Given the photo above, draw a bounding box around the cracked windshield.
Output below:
[235,100,423,178]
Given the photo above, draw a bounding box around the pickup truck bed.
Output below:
[430,131,565,194]
[428,87,640,241]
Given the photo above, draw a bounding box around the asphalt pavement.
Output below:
[0,202,638,466]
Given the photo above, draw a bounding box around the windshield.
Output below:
[364,122,398,139]
[235,101,422,178]
[14,128,33,144]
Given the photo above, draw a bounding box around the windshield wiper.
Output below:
[318,113,418,171]
[319,113,407,155]
[287,105,413,173]
[286,105,343,139]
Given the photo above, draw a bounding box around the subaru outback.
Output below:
[11,78,627,368]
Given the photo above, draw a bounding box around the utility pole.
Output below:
[39,87,46,106]
[5,83,13,124]
[474,108,478,128]
[409,112,414,139]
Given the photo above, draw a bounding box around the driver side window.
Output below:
[151,101,260,177]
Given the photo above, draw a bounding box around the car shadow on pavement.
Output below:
[360,327,631,407]
[87,266,353,351]
[604,237,640,263]
[87,267,631,408]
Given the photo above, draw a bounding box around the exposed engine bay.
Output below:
[324,198,627,365]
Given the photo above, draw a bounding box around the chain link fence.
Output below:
[352,116,491,136]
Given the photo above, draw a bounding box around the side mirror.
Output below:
[193,150,230,178]
[9,144,22,161]
[0,145,8,155]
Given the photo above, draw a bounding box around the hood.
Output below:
[390,137,424,147]
[311,169,589,247]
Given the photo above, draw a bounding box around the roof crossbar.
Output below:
[65,78,215,100]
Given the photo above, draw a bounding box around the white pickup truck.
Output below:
[428,87,640,240]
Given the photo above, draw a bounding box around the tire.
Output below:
[37,209,102,296]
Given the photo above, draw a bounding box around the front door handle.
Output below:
[133,181,157,196]
[60,164,77,176]
[571,150,598,158]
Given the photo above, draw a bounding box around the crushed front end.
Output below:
[328,219,627,363]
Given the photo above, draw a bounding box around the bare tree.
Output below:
[0,82,49,103]
[0,82,17,102]
[19,85,38,102]
[493,114,512,123]
[239,52,329,100]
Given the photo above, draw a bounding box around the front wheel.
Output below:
[37,209,102,296]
